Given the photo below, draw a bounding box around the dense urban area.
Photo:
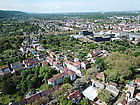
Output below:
[0,10,140,105]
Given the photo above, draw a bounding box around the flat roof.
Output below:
[82,86,97,101]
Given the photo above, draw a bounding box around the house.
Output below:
[41,61,49,66]
[32,43,40,49]
[128,100,140,105]
[82,85,98,101]
[12,86,60,105]
[135,78,140,87]
[106,82,120,97]
[135,93,140,100]
[91,58,96,63]
[49,51,57,59]
[93,50,108,57]
[22,58,39,69]
[36,54,46,61]
[91,79,105,89]
[19,47,29,54]
[26,93,41,104]
[46,57,55,66]
[93,50,103,56]
[54,64,64,72]
[36,45,45,51]
[48,70,76,86]
[0,65,11,75]
[64,61,81,76]
[95,99,107,105]
[127,85,136,99]
[117,98,127,105]
[10,62,24,72]
[74,58,80,62]
[81,61,89,69]
[68,90,82,103]
[96,72,105,81]
[0,69,4,75]
[87,53,93,58]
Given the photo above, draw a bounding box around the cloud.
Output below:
[0,0,140,13]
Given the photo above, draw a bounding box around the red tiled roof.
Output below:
[48,73,65,83]
[24,58,38,64]
[136,93,140,96]
[0,65,9,70]
[48,70,75,83]
[68,90,81,99]
[135,78,140,83]
[42,61,49,65]
[82,61,89,64]
[47,57,55,62]
[65,61,81,67]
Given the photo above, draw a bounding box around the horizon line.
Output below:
[0,9,140,14]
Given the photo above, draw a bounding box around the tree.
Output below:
[44,73,49,83]
[64,77,71,83]
[96,58,106,71]
[80,98,89,105]
[0,78,16,94]
[104,68,119,82]
[59,98,72,105]
[104,52,140,83]
[73,77,87,90]
[97,89,114,104]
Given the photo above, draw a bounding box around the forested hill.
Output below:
[0,10,27,19]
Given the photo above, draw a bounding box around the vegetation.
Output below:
[0,66,56,104]
[97,89,114,104]
[0,10,140,105]
[104,52,140,83]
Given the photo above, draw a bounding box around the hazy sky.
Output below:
[0,0,140,13]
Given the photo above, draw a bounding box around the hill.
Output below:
[0,10,27,19]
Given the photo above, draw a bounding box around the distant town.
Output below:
[0,11,140,105]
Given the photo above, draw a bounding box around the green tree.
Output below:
[80,98,89,105]
[96,58,106,71]
[60,99,72,105]
[64,77,71,83]
[97,89,114,104]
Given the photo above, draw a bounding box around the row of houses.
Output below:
[39,49,108,86]
[48,70,76,86]
[0,36,46,76]
[12,86,60,105]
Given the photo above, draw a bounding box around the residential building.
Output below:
[127,85,136,99]
[135,78,140,87]
[0,65,11,75]
[106,82,120,97]
[10,62,24,72]
[64,60,82,76]
[68,90,82,103]
[91,79,105,89]
[81,61,88,69]
[22,58,39,69]
[48,70,76,86]
[82,85,98,101]
[96,72,105,81]
[46,56,55,66]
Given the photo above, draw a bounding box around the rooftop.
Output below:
[82,86,97,101]
[48,70,75,83]
[0,65,9,70]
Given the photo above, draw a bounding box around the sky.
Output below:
[0,0,140,13]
